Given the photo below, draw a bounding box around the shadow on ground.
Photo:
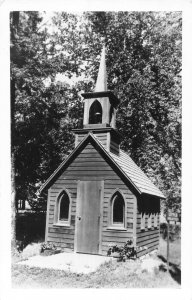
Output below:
[158,254,181,284]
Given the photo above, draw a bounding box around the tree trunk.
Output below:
[11,77,17,247]
[10,12,20,248]
[11,153,16,248]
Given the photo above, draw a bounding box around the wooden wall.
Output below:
[136,196,160,257]
[76,132,108,149]
[46,142,135,255]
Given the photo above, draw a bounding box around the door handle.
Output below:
[77,216,81,220]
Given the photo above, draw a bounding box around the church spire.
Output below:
[73,43,121,154]
[80,43,120,129]
[94,45,107,92]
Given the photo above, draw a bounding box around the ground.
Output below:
[12,238,181,288]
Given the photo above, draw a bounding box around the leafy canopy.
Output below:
[11,11,181,212]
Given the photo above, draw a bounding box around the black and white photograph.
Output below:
[1,0,192,296]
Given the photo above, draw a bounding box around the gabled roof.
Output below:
[40,133,165,199]
[109,150,165,198]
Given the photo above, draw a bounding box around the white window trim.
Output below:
[54,189,71,227]
[141,213,145,230]
[148,213,152,229]
[109,190,126,230]
[154,213,158,228]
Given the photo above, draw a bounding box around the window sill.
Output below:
[107,227,127,231]
[53,223,70,228]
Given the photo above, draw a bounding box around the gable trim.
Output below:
[39,133,93,193]
[40,132,164,199]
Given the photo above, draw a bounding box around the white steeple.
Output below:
[94,45,107,92]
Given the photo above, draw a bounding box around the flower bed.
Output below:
[40,242,61,256]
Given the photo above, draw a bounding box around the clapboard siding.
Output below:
[102,230,133,238]
[46,141,160,257]
[77,132,108,149]
[137,235,159,245]
[137,228,159,238]
[137,236,159,246]
[101,236,134,255]
[47,238,74,249]
[48,232,74,240]
[136,243,159,258]
[136,197,160,256]
[46,141,135,254]
[49,227,75,234]
[102,235,132,243]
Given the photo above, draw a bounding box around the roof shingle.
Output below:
[109,149,165,198]
[40,132,165,198]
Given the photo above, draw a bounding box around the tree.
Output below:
[10,11,20,245]
[11,12,89,211]
[11,11,181,216]
[85,11,181,212]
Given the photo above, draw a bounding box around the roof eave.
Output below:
[141,191,166,200]
[39,133,90,193]
[40,132,141,196]
[82,91,120,108]
[40,132,165,199]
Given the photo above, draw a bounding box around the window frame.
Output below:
[141,212,146,231]
[154,213,158,228]
[54,189,71,227]
[108,190,126,230]
[148,213,152,229]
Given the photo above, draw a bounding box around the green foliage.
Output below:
[40,242,57,252]
[16,211,46,249]
[160,223,181,241]
[11,11,181,212]
[85,11,181,211]
[11,12,84,209]
[107,239,137,261]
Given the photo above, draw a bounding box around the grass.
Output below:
[158,237,181,266]
[157,238,181,285]
[12,237,181,288]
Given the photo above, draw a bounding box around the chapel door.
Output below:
[76,181,102,254]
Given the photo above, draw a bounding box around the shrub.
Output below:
[160,223,181,241]
[40,242,57,253]
[107,239,137,262]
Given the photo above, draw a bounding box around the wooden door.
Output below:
[76,181,102,254]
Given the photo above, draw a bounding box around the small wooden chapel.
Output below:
[40,46,165,257]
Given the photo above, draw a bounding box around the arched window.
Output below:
[59,192,69,221]
[55,190,71,226]
[111,192,125,227]
[89,100,102,124]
